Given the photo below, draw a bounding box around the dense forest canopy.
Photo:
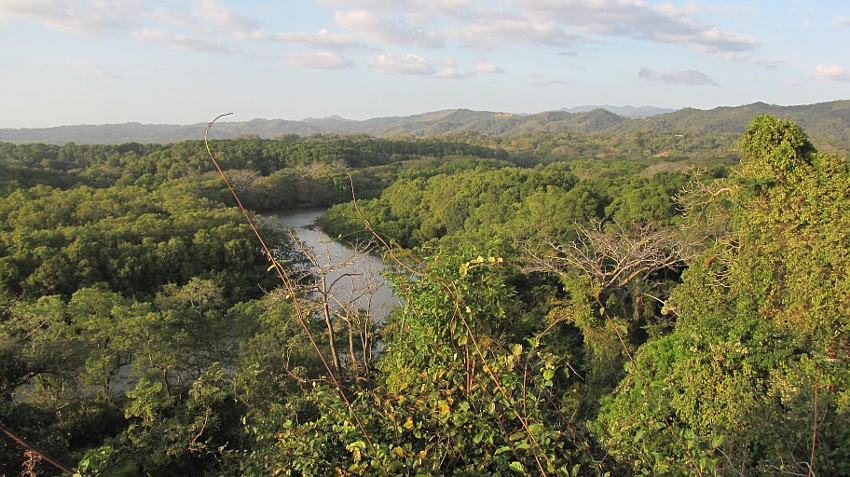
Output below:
[0,116,848,476]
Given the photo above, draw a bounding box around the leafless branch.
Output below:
[287,230,387,377]
[526,219,695,301]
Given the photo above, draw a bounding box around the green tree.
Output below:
[595,115,850,475]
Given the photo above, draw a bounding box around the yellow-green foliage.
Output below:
[595,115,850,475]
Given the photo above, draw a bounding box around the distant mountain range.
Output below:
[558,105,676,117]
[1,101,848,149]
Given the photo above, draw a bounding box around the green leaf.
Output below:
[509,461,525,473]
[710,434,724,449]
[494,445,511,455]
[509,431,525,441]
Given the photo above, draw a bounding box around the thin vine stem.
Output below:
[809,381,818,477]
[0,422,74,476]
[204,115,388,476]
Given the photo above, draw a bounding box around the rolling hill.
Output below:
[1,100,848,150]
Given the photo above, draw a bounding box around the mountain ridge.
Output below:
[559,105,676,117]
[1,100,848,148]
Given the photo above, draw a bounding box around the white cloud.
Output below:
[636,68,718,86]
[367,53,437,75]
[445,15,578,49]
[134,27,237,55]
[834,16,850,26]
[810,64,850,82]
[476,62,505,74]
[0,0,248,55]
[510,0,759,53]
[286,51,355,69]
[317,0,759,57]
[190,0,258,34]
[689,26,760,54]
[318,0,475,22]
[366,53,465,78]
[327,2,580,51]
[431,67,475,79]
[0,1,360,57]
[0,0,144,36]
[712,52,786,68]
[526,75,569,87]
[145,6,208,34]
[315,0,404,9]
[268,30,360,50]
[0,0,770,76]
[335,10,444,48]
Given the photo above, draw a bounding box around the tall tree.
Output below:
[595,115,850,475]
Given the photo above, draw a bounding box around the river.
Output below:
[267,208,397,322]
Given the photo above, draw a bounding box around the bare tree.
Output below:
[528,167,731,318]
[527,219,694,310]
[674,168,734,242]
[524,218,702,397]
[226,169,261,195]
[289,231,388,378]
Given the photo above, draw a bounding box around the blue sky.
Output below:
[0,0,848,128]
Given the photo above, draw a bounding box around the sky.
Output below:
[0,0,848,128]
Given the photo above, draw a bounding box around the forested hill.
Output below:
[1,100,848,148]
